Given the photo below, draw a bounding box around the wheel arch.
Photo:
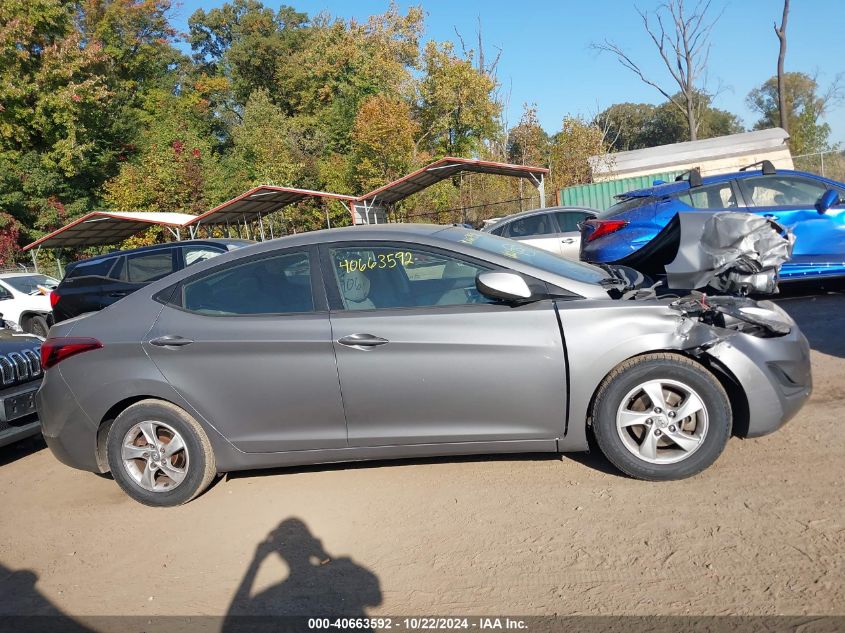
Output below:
[583,349,749,438]
[95,395,178,473]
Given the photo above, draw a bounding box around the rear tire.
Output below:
[591,353,731,481]
[107,400,216,507]
[26,315,49,338]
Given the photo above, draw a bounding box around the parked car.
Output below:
[580,162,845,281]
[0,273,59,337]
[0,316,42,448]
[50,239,253,323]
[482,206,597,259]
[38,225,810,506]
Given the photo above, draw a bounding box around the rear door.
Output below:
[145,247,347,453]
[102,247,179,307]
[321,241,567,447]
[736,174,845,271]
[554,210,595,259]
[501,213,564,255]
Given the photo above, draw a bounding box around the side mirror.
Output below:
[816,189,840,214]
[476,271,533,302]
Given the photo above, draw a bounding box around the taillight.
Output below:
[49,290,60,308]
[40,337,103,370]
[585,219,628,242]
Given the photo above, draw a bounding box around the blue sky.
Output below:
[170,0,843,148]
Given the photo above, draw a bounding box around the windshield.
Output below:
[438,227,609,285]
[2,274,59,294]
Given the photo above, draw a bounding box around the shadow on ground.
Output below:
[0,435,45,468]
[775,289,845,358]
[222,518,382,632]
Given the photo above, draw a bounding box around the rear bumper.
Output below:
[704,325,812,437]
[36,368,100,472]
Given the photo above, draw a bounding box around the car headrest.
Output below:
[340,270,370,303]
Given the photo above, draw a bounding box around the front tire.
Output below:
[107,400,216,506]
[591,353,731,481]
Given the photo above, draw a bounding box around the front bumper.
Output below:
[704,325,812,437]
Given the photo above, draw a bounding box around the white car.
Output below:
[481,207,597,259]
[0,273,59,337]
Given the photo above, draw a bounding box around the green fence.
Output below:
[560,171,684,211]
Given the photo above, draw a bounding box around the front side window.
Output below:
[180,251,314,315]
[504,214,554,238]
[125,250,176,283]
[676,182,737,209]
[328,245,493,311]
[738,176,836,207]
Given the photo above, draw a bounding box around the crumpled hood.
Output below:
[665,212,795,294]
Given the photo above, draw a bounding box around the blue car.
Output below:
[580,162,845,281]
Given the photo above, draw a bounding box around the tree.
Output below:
[747,72,841,155]
[349,95,418,194]
[774,0,790,133]
[417,41,500,157]
[548,117,608,192]
[507,104,549,166]
[594,0,723,141]
[596,94,742,151]
[189,1,308,107]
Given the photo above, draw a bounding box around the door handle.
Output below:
[108,290,131,298]
[337,333,389,349]
[561,238,576,244]
[149,335,194,347]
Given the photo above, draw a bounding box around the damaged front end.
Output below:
[619,212,795,295]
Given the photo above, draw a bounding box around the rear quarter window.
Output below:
[600,196,657,218]
[64,257,116,279]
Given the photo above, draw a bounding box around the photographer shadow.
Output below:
[223,518,382,632]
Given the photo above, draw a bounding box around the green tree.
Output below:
[507,104,550,166]
[417,40,500,157]
[349,95,419,193]
[548,117,608,191]
[747,72,838,155]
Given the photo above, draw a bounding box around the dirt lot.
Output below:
[0,292,843,622]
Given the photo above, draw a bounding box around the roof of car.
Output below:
[617,168,836,200]
[481,206,598,229]
[66,238,254,268]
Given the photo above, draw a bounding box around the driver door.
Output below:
[320,242,568,447]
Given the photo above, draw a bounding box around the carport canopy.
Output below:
[22,211,198,251]
[188,186,358,227]
[356,157,550,206]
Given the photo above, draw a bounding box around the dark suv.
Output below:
[51,239,253,323]
[0,317,42,448]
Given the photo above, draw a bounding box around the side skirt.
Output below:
[217,438,560,473]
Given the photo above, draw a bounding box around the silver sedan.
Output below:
[37,225,811,506]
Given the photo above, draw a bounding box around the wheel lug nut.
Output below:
[668,411,676,418]
[669,425,676,432]
[654,407,662,414]
[654,429,662,436]
[142,452,149,458]
[645,419,652,425]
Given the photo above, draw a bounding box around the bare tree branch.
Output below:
[775,0,790,132]
[592,0,722,141]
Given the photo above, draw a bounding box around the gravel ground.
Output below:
[0,292,842,623]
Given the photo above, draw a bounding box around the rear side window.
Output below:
[503,214,554,238]
[675,182,737,209]
[125,250,176,283]
[65,257,116,279]
[183,246,224,267]
[178,251,314,316]
[489,224,507,236]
